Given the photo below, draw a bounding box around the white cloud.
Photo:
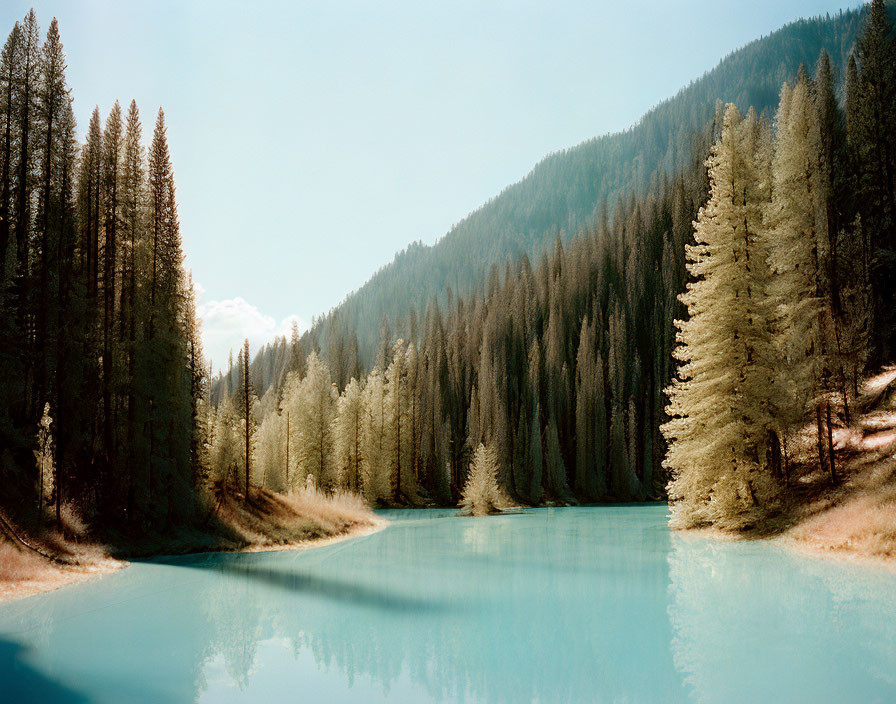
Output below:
[197,295,307,372]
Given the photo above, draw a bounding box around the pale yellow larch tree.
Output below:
[254,409,286,491]
[360,366,392,503]
[764,76,831,480]
[333,376,364,492]
[663,104,777,529]
[385,340,421,503]
[286,351,337,490]
[459,442,505,516]
[208,398,241,491]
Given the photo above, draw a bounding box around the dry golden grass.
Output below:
[739,368,896,567]
[0,536,124,601]
[676,368,896,568]
[782,398,896,565]
[788,491,896,562]
[210,484,378,549]
[1,484,380,602]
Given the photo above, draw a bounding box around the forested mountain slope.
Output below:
[308,6,872,367]
[218,0,896,514]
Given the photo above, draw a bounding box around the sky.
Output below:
[2,0,861,369]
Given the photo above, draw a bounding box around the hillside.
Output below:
[303,6,872,369]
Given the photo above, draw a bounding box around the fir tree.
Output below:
[664,105,777,529]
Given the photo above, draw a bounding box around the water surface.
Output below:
[1,506,894,703]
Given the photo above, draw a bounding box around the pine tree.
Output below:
[33,18,69,412]
[120,99,144,517]
[386,340,418,502]
[574,316,604,500]
[333,377,364,492]
[12,11,41,418]
[254,405,285,490]
[144,107,190,523]
[0,23,19,290]
[285,351,335,489]
[52,93,80,528]
[209,399,240,491]
[80,105,103,320]
[237,338,255,501]
[851,0,896,358]
[663,105,777,529]
[100,100,122,476]
[459,442,504,516]
[360,366,391,503]
[765,78,827,452]
[185,274,206,490]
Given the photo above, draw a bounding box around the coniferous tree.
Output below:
[120,99,144,516]
[360,366,391,503]
[851,0,896,358]
[237,339,255,501]
[284,351,335,489]
[664,105,777,529]
[254,405,285,490]
[459,442,504,516]
[0,23,19,290]
[100,100,122,481]
[12,11,41,418]
[33,18,67,413]
[333,377,364,492]
[52,92,80,528]
[765,78,829,475]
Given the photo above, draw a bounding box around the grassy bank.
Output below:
[0,485,381,602]
[698,368,896,568]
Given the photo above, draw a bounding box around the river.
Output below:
[1,505,894,703]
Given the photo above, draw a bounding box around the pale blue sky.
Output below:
[2,0,860,367]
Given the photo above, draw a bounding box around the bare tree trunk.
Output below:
[783,440,791,487]
[767,429,782,481]
[815,404,826,476]
[826,402,838,485]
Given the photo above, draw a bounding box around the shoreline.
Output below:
[6,498,892,605]
[0,517,388,604]
[776,530,896,572]
[677,522,896,572]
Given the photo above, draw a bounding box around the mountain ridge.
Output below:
[232,4,879,397]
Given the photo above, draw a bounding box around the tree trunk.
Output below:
[815,404,826,475]
[826,402,838,485]
[766,429,782,481]
[783,441,791,487]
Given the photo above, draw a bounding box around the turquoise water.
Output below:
[1,505,895,703]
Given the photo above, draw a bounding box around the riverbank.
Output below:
[773,369,896,568]
[689,368,896,569]
[0,485,383,602]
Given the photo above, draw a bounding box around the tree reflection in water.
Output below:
[666,532,896,702]
[1,507,894,703]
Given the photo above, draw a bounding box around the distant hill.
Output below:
[236,5,876,397]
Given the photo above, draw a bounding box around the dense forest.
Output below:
[3,3,896,534]
[207,1,896,518]
[230,4,882,404]
[205,3,895,516]
[667,0,895,528]
[0,11,205,532]
[299,4,876,368]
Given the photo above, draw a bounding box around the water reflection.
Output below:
[0,507,894,703]
[666,532,896,702]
